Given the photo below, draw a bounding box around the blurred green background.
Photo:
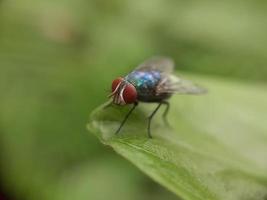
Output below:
[0,0,267,200]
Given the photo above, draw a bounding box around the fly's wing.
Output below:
[135,57,206,95]
[136,56,174,73]
[156,74,207,95]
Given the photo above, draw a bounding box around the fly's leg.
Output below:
[162,101,170,127]
[147,102,163,138]
[103,100,113,109]
[115,102,138,135]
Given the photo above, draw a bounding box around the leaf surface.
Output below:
[88,75,267,200]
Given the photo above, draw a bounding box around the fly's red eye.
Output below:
[123,84,137,104]
[112,77,123,92]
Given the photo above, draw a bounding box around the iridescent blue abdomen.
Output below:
[125,70,170,102]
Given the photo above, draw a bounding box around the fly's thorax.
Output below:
[126,70,161,89]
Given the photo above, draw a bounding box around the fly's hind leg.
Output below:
[162,101,170,127]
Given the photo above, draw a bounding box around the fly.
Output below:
[108,57,206,138]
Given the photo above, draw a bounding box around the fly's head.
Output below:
[109,77,137,105]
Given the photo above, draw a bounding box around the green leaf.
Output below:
[88,75,267,200]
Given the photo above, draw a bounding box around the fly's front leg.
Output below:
[103,99,113,109]
[115,102,138,135]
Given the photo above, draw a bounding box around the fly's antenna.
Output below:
[119,85,126,105]
[108,81,123,98]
